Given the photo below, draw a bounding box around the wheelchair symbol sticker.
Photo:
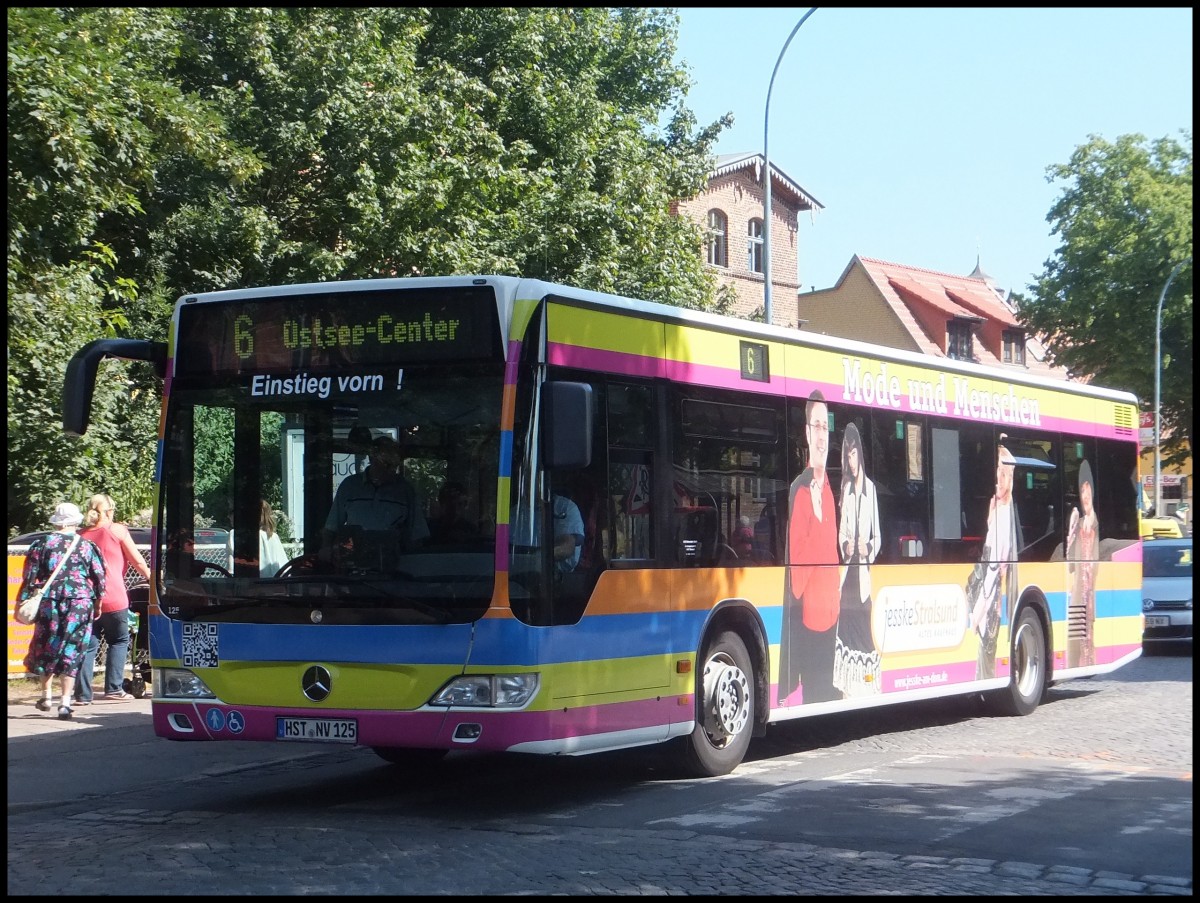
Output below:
[226,711,245,734]
[205,708,226,732]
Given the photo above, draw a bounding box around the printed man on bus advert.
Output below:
[778,390,841,705]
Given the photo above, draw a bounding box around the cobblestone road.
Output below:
[7,648,1192,895]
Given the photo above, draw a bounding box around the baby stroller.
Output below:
[122,580,153,698]
[93,580,153,698]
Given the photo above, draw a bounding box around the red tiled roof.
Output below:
[888,276,976,319]
[945,285,1019,327]
[855,256,1071,380]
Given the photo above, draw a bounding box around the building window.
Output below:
[747,218,763,274]
[1003,329,1026,365]
[706,210,728,267]
[947,321,973,361]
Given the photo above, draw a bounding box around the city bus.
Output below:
[62,275,1143,776]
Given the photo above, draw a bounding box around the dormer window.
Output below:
[706,210,728,267]
[947,320,973,361]
[1003,329,1026,365]
[747,218,764,274]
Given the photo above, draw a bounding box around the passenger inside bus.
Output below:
[510,491,584,575]
[428,481,478,545]
[551,492,585,575]
[227,500,289,577]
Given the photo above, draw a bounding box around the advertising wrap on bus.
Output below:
[61,275,1144,777]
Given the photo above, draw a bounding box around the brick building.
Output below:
[673,152,822,327]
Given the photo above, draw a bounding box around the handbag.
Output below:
[14,534,81,625]
[964,543,992,637]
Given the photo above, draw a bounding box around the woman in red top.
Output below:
[77,494,152,702]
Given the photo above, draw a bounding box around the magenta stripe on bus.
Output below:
[547,342,1132,439]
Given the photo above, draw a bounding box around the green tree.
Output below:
[7,7,260,532]
[158,8,728,303]
[1018,131,1192,464]
[8,7,731,533]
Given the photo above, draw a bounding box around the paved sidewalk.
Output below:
[7,687,152,739]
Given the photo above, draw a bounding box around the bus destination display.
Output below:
[174,287,501,377]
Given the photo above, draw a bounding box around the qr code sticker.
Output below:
[182,622,219,668]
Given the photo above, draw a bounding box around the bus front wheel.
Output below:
[676,629,754,777]
[990,606,1047,717]
[371,747,448,766]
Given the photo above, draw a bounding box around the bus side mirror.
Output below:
[63,338,168,437]
[542,381,593,470]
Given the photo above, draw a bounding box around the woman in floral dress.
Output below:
[17,502,106,719]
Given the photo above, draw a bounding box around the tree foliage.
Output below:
[7,7,255,531]
[1018,132,1192,464]
[7,7,731,534]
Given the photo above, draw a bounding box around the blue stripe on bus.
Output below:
[153,609,726,666]
[149,585,1139,669]
[1040,586,1140,622]
[499,430,513,479]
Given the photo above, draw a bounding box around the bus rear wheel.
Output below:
[990,606,1046,717]
[677,629,754,777]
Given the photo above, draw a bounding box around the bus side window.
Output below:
[607,382,655,562]
[674,387,784,567]
[961,426,998,563]
[871,411,930,564]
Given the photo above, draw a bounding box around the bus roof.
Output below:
[174,274,1139,408]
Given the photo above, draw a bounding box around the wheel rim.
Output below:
[1012,617,1042,701]
[702,652,750,747]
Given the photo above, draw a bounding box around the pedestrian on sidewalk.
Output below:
[77,493,151,704]
[17,502,106,719]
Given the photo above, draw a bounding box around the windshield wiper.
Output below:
[177,595,313,618]
[168,575,460,624]
[335,576,457,623]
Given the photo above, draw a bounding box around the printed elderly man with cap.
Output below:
[15,502,107,719]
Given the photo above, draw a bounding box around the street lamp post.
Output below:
[762,7,817,328]
[1153,256,1191,516]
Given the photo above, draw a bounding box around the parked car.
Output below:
[194,527,229,547]
[8,527,153,547]
[1142,537,1193,645]
[8,527,154,590]
[1140,514,1183,540]
[7,527,237,549]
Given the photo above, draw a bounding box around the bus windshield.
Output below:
[158,287,504,626]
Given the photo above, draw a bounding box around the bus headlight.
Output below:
[429,674,539,708]
[154,668,216,699]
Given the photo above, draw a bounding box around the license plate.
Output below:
[1145,615,1170,628]
[276,717,357,743]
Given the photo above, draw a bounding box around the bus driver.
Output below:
[320,434,429,567]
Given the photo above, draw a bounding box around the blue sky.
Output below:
[674,7,1193,296]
